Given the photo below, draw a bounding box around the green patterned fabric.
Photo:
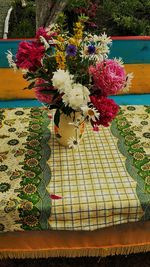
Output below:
[111,105,150,221]
[0,108,51,232]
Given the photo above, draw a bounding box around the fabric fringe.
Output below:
[0,244,150,259]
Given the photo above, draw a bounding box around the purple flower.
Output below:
[66,45,77,56]
[88,45,96,54]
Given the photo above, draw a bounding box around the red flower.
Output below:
[34,78,54,104]
[90,96,119,127]
[16,41,45,72]
[50,194,62,199]
[89,59,126,96]
[36,27,57,41]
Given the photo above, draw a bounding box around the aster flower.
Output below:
[98,33,112,45]
[66,45,77,56]
[68,137,79,149]
[81,106,100,122]
[88,45,96,55]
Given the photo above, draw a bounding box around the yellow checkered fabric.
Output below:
[48,110,144,230]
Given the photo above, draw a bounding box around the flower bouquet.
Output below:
[7,17,133,148]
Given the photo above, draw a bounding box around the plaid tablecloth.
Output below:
[0,105,150,232]
[48,105,150,230]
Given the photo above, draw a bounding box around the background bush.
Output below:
[8,0,150,37]
[8,0,35,38]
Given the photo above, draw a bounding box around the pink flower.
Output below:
[34,78,54,104]
[36,27,57,41]
[90,96,119,127]
[89,59,126,96]
[16,41,45,71]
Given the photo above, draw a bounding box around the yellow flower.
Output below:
[73,21,84,45]
[75,22,84,30]
[57,36,64,42]
[69,37,78,46]
[56,51,66,70]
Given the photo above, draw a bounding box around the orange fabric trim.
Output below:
[0,221,150,258]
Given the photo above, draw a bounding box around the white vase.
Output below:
[54,111,85,147]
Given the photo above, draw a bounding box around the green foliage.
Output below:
[8,0,150,37]
[8,0,36,38]
[96,0,150,35]
[67,0,88,9]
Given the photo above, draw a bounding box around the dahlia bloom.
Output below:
[16,41,45,72]
[90,96,119,127]
[89,59,126,96]
[62,83,90,110]
[34,79,54,104]
[52,69,73,93]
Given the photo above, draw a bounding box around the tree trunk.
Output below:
[36,0,69,29]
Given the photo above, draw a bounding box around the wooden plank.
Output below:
[1,38,150,67]
[110,40,150,64]
[0,65,150,99]
[121,64,150,94]
[0,40,29,68]
[0,68,35,100]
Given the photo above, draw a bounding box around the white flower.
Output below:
[68,115,84,128]
[122,73,134,93]
[39,36,50,50]
[114,57,124,66]
[99,33,112,45]
[6,50,17,71]
[81,36,110,62]
[21,69,28,74]
[52,69,73,93]
[68,137,79,149]
[81,106,100,122]
[62,83,90,110]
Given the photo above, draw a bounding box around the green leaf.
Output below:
[37,90,57,95]
[34,83,52,88]
[26,81,35,90]
[54,109,60,127]
[56,133,62,138]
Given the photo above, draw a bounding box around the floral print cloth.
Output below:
[0,107,51,232]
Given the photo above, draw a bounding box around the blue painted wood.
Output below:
[0,40,30,68]
[1,39,150,67]
[0,95,150,108]
[110,40,150,64]
[110,94,150,105]
[0,99,42,108]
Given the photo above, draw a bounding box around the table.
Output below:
[0,105,150,258]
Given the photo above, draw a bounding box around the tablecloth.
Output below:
[0,105,150,232]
